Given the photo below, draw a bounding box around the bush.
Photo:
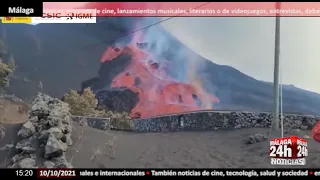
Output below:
[0,39,14,87]
[63,88,132,130]
[0,61,12,87]
[63,88,97,116]
[108,111,133,130]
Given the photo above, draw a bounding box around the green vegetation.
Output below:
[7,54,16,71]
[63,88,98,116]
[63,88,132,130]
[0,39,15,87]
[0,62,12,87]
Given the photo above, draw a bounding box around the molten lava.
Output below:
[99,43,219,118]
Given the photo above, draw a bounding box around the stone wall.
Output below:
[72,111,320,133]
[132,111,320,132]
[72,116,111,130]
[6,93,73,168]
[71,116,133,131]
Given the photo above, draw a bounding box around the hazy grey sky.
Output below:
[161,17,320,94]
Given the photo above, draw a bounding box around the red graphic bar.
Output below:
[43,2,320,17]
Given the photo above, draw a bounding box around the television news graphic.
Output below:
[37,169,77,178]
[35,9,97,24]
[43,2,320,17]
[0,168,317,177]
[270,136,308,165]
[31,17,97,24]
[15,169,34,177]
[1,9,97,24]
[1,2,43,16]
[1,17,32,24]
[42,9,96,18]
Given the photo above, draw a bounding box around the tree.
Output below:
[63,88,132,130]
[7,54,15,71]
[81,87,98,114]
[63,88,97,116]
[0,61,12,87]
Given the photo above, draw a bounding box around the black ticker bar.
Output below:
[0,2,43,17]
[1,169,36,177]
[0,168,319,178]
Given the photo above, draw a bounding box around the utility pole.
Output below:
[273,2,281,131]
[0,18,3,40]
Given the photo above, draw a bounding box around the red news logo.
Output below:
[5,17,13,20]
[270,136,308,165]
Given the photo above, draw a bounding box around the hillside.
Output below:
[1,18,320,116]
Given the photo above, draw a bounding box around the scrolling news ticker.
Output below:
[0,168,318,177]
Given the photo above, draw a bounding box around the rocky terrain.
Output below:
[1,93,73,168]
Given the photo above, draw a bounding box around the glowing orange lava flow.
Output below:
[100,44,219,118]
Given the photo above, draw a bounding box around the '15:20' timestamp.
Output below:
[16,170,34,177]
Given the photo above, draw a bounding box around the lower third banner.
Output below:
[1,168,318,178]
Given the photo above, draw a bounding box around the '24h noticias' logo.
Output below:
[270,136,308,165]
